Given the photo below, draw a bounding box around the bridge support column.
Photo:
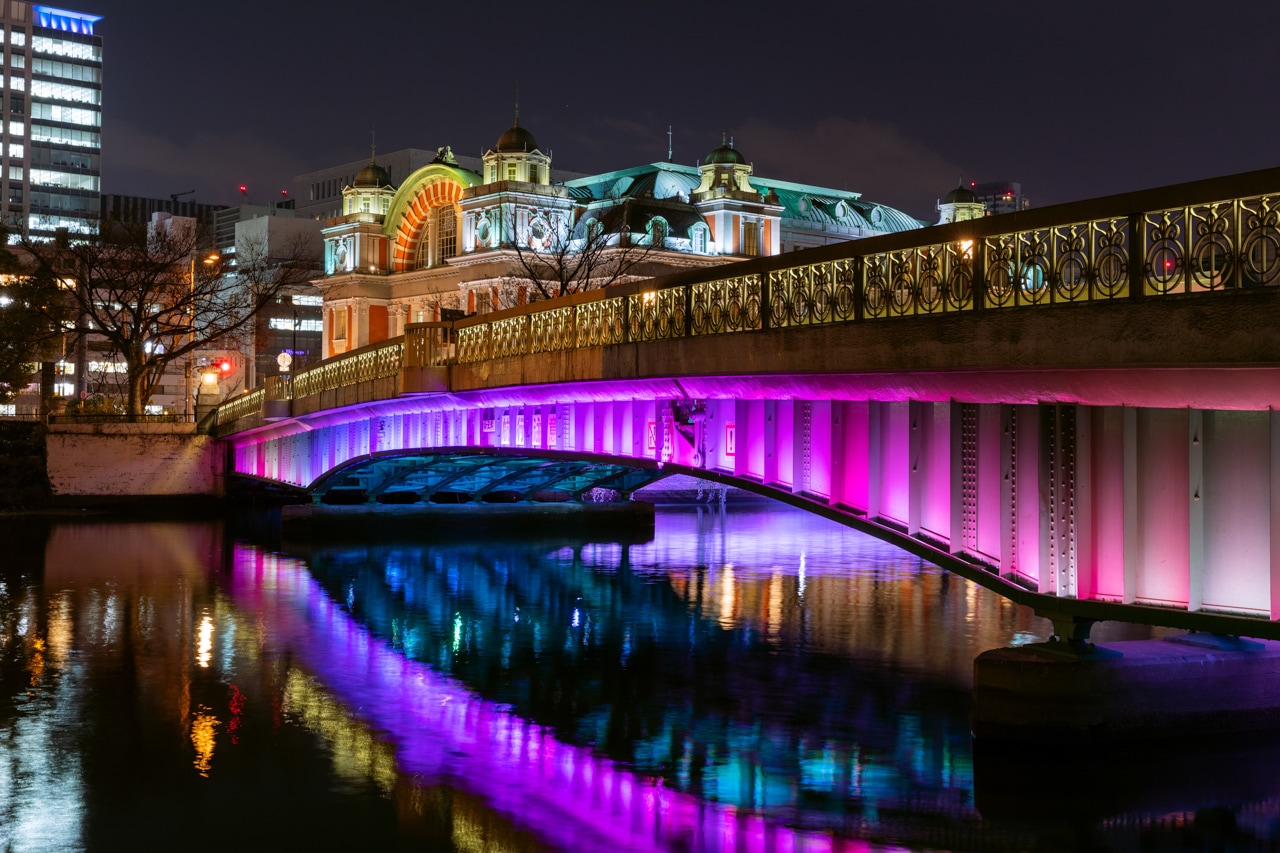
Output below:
[973,636,1280,745]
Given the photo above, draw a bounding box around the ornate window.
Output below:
[691,223,708,254]
[648,217,668,248]
[437,206,457,262]
[743,221,759,256]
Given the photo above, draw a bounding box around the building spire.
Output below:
[370,124,377,164]
[667,125,673,162]
[514,82,520,127]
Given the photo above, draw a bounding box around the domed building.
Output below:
[313,124,930,358]
[936,184,986,224]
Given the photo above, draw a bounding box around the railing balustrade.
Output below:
[216,173,1280,425]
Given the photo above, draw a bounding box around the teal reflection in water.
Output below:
[295,505,1041,834]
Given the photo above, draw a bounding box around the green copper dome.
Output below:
[942,185,979,205]
[703,143,746,166]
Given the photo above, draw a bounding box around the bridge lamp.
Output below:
[641,290,656,306]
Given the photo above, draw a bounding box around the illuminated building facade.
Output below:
[0,3,102,241]
[314,124,928,357]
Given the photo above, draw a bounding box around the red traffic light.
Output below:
[218,359,233,374]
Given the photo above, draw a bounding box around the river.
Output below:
[2,502,1277,851]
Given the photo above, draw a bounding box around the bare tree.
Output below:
[20,222,316,419]
[506,199,661,302]
[0,249,68,409]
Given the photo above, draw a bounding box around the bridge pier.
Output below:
[972,635,1280,744]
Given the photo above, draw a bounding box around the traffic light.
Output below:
[197,350,245,395]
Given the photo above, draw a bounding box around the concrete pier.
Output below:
[973,636,1280,744]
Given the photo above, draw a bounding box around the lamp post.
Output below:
[184,251,220,421]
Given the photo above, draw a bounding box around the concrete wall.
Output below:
[47,423,225,498]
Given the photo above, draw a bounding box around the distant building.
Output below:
[1,3,103,241]
[231,213,325,385]
[971,181,1029,216]
[100,193,226,231]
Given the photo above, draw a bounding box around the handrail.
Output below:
[215,168,1280,423]
[454,169,1280,362]
[212,323,457,427]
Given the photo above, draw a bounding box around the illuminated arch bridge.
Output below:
[216,167,1280,640]
[307,449,670,505]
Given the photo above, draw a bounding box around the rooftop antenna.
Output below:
[514,82,520,126]
[667,126,673,162]
[370,124,377,163]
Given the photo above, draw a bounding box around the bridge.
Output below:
[214,167,1280,642]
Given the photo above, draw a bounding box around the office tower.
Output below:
[1,3,102,240]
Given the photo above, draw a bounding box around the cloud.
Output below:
[734,116,964,220]
[101,119,311,208]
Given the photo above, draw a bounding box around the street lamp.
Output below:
[184,251,221,421]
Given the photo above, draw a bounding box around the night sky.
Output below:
[82,0,1278,221]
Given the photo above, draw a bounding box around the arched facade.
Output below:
[314,127,932,357]
[386,165,479,272]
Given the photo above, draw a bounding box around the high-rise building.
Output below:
[971,181,1029,216]
[1,3,102,241]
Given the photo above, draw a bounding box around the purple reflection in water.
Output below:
[229,545,879,853]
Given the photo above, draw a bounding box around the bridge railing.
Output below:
[211,323,459,428]
[214,169,1280,420]
[454,168,1280,361]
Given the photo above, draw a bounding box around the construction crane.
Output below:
[170,190,195,203]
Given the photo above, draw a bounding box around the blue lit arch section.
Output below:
[33,6,101,34]
[308,450,671,504]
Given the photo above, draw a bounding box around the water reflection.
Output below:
[1,508,1279,852]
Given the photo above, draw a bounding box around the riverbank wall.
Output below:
[42,422,225,508]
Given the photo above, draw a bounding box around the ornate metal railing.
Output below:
[215,170,1280,425]
[216,389,265,425]
[448,178,1279,363]
[291,340,404,399]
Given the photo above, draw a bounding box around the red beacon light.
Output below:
[218,358,233,374]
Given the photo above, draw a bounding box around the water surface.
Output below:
[2,505,1278,851]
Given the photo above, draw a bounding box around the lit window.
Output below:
[7,143,22,157]
[8,165,21,180]
[10,31,24,48]
[8,76,21,91]
[692,225,707,254]
[743,221,759,256]
[291,293,322,306]
[8,120,22,136]
[9,53,22,69]
[54,382,73,397]
[436,206,457,261]
[506,163,516,181]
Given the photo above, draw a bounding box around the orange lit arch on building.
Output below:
[384,164,481,273]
